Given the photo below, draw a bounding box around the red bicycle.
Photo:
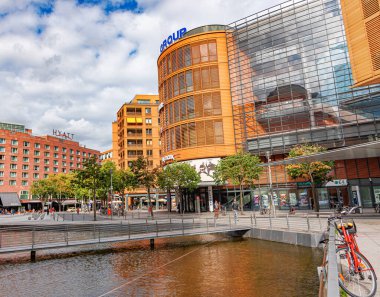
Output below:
[329,207,377,297]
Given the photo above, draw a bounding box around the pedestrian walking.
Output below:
[232,198,239,224]
[214,200,219,219]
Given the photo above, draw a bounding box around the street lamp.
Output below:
[266,151,276,217]
[110,168,113,220]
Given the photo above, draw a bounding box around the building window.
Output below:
[23,149,29,155]
[34,150,40,156]
[11,140,18,146]
[45,144,50,150]
[11,156,17,161]
[0,163,4,168]
[23,157,29,162]
[44,159,49,165]
[62,168,66,173]
[33,173,39,179]
[0,155,4,160]
[23,141,30,147]
[146,118,152,125]
[62,154,66,159]
[44,174,48,178]
[70,162,74,167]
[10,164,17,169]
[34,158,40,163]
[0,171,3,177]
[0,180,3,186]
[22,180,28,186]
[145,108,151,114]
[44,166,49,172]
[70,156,74,160]
[0,147,5,152]
[146,139,153,146]
[82,152,87,157]
[53,167,58,172]
[34,165,39,171]
[62,161,66,167]
[44,152,50,157]
[146,150,153,156]
[0,138,5,144]
[10,172,17,178]
[54,146,59,151]
[146,128,152,135]
[11,147,18,153]
[9,180,16,186]
[70,149,74,155]
[34,143,40,149]
[54,160,58,165]
[22,165,29,170]
[76,150,80,156]
[62,147,66,153]
[22,172,28,178]
[54,153,58,158]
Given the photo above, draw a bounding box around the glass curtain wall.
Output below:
[226,0,380,158]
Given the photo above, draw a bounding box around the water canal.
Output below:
[0,235,322,297]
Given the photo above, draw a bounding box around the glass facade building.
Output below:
[224,0,380,210]
[157,0,380,211]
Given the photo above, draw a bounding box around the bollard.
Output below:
[269,216,272,229]
[254,212,257,226]
[250,214,253,227]
[307,215,310,231]
[31,250,36,262]
[229,214,231,229]
[150,238,154,250]
[182,218,185,235]
[128,221,131,239]
[206,218,209,232]
[286,214,290,230]
[156,220,158,237]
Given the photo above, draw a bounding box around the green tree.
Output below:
[286,144,334,213]
[214,152,263,213]
[73,156,102,221]
[157,162,200,212]
[129,156,159,210]
[30,179,51,200]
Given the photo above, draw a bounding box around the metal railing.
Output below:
[318,222,340,297]
[0,214,325,255]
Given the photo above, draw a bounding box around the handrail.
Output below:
[319,221,340,297]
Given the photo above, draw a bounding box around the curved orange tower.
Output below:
[157,25,236,164]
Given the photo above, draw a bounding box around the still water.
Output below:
[0,236,322,297]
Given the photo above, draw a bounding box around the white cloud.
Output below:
[0,0,284,152]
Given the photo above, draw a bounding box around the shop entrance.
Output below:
[327,187,349,208]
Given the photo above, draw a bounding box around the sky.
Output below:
[0,0,284,152]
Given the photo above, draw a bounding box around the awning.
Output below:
[0,192,21,207]
[266,140,380,166]
[20,200,43,204]
[62,199,78,206]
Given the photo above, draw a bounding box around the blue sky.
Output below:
[0,0,283,151]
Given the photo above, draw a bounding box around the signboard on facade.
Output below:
[160,28,187,52]
[52,129,74,140]
[180,158,220,185]
[162,154,175,163]
[325,179,348,187]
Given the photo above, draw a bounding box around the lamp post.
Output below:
[266,151,276,217]
[110,168,113,220]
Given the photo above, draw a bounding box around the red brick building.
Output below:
[0,122,100,199]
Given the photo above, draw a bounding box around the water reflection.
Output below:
[0,236,322,297]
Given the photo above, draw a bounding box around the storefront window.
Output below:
[373,186,380,204]
[317,188,329,209]
[298,189,311,209]
[360,186,373,208]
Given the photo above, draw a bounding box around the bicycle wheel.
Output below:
[336,247,377,297]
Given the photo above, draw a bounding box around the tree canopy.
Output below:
[213,152,263,212]
[286,144,334,212]
[157,162,200,212]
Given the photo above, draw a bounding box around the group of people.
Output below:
[213,199,240,223]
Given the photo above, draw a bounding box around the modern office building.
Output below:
[157,0,380,211]
[158,25,236,212]
[0,122,100,199]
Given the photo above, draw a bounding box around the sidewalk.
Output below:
[355,220,380,296]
